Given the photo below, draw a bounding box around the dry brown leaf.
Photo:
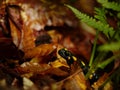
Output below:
[19,24,35,51]
[50,60,69,68]
[9,17,36,53]
[24,43,57,58]
[45,68,69,77]
[9,19,21,47]
[16,62,51,75]
[56,69,89,90]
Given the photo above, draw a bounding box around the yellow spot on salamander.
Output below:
[72,56,77,61]
[64,48,68,50]
[81,61,85,66]
[89,74,93,79]
[68,56,71,60]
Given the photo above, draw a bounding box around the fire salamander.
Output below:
[58,48,114,85]
[58,48,89,74]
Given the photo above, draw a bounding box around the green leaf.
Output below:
[98,42,120,51]
[97,54,119,69]
[94,8,107,24]
[97,0,120,11]
[65,4,115,38]
[117,13,120,19]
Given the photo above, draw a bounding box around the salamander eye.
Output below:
[58,48,68,59]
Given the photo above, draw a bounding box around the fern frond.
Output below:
[98,41,120,51]
[65,4,115,38]
[97,0,120,11]
[94,8,107,24]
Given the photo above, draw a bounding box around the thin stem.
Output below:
[97,54,120,69]
[89,30,99,67]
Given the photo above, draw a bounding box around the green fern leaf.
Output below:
[94,8,107,24]
[65,4,115,38]
[98,41,120,51]
[97,0,120,11]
